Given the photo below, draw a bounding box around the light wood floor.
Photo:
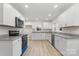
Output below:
[23,40,61,56]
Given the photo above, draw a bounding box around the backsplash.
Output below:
[62,27,79,34]
[0,26,20,35]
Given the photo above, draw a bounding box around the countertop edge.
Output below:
[52,31,79,36]
[52,31,79,39]
[0,35,22,41]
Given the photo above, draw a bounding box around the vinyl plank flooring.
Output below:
[23,40,61,56]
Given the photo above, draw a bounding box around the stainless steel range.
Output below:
[21,34,28,55]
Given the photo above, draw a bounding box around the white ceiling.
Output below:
[10,3,73,22]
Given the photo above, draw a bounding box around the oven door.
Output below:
[22,35,28,54]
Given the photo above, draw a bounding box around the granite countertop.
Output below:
[52,31,79,39]
[0,35,22,41]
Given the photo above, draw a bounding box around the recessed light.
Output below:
[25,5,29,8]
[54,5,58,8]
[48,14,52,16]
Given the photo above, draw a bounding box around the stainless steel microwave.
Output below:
[15,17,24,28]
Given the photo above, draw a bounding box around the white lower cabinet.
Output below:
[55,35,79,56]
[55,35,67,55]
[66,39,79,56]
[55,35,61,51]
[0,41,12,56]
[32,32,51,41]
[58,36,66,55]
[45,33,51,41]
[0,38,22,56]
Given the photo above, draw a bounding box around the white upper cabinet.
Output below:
[0,3,3,24]
[3,4,16,26]
[0,3,25,27]
[43,22,52,29]
[58,4,79,27]
[52,4,79,29]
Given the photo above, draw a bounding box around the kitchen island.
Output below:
[53,31,79,56]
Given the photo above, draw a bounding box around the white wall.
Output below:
[52,4,79,34]
[20,25,32,34]
[0,25,30,35]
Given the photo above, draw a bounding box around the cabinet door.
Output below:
[45,33,51,42]
[0,3,3,24]
[0,41,12,56]
[13,38,22,56]
[54,35,66,55]
[54,35,60,50]
[59,37,66,55]
[3,3,15,26]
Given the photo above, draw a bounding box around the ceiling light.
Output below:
[48,14,52,16]
[54,5,58,8]
[25,5,29,8]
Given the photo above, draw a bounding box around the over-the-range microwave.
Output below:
[15,17,24,28]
